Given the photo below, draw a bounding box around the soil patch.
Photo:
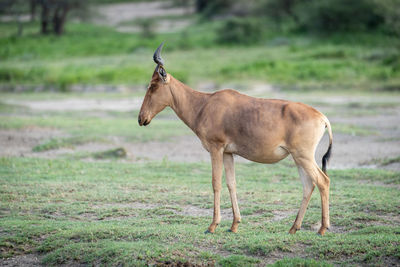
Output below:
[94,1,193,26]
[0,128,65,157]
[2,92,400,171]
[0,254,41,267]
[270,210,295,222]
[91,202,232,218]
[3,98,143,112]
[117,19,192,34]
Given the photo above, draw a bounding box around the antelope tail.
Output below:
[322,118,333,175]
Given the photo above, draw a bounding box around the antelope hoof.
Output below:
[227,228,238,233]
[229,224,239,233]
[206,222,219,234]
[317,226,327,236]
[289,226,298,235]
[206,225,217,234]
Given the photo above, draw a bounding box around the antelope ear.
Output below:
[158,65,167,82]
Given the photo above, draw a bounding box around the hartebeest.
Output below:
[138,43,333,235]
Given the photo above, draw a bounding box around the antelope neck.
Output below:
[168,76,209,132]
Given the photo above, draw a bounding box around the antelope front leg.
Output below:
[206,147,223,234]
[223,153,241,233]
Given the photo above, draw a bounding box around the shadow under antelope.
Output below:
[138,43,333,235]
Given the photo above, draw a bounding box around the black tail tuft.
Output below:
[322,143,332,175]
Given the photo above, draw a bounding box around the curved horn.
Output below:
[153,42,165,66]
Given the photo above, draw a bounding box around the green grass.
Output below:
[32,136,107,152]
[0,21,399,91]
[0,102,28,113]
[0,110,191,143]
[310,101,399,117]
[0,97,382,157]
[0,157,399,265]
[0,98,190,166]
[333,123,378,136]
[381,156,400,166]
[0,90,399,265]
[270,258,332,267]
[365,156,400,167]
[92,147,127,159]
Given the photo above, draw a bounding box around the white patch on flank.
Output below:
[225,143,237,153]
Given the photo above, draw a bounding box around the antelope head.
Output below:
[138,42,172,126]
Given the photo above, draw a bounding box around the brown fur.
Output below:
[139,69,333,235]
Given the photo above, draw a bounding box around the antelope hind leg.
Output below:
[315,164,330,235]
[290,157,330,235]
[289,164,315,234]
[223,153,241,233]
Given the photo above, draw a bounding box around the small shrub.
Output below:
[217,17,262,44]
[135,18,156,39]
[197,0,233,17]
[93,147,127,159]
[296,0,385,32]
[374,0,400,35]
[33,136,103,152]
[259,0,396,34]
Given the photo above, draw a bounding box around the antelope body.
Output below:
[139,43,333,235]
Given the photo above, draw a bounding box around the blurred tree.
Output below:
[296,0,385,32]
[0,0,26,36]
[260,0,303,24]
[30,0,37,21]
[136,18,156,39]
[195,0,233,17]
[258,0,397,33]
[195,0,208,13]
[0,0,12,14]
[217,17,262,44]
[0,0,87,35]
[38,0,87,35]
[374,0,400,35]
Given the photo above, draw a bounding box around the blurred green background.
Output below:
[0,0,399,92]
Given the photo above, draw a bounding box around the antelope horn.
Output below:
[153,42,165,66]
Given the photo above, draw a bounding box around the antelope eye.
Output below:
[148,84,157,92]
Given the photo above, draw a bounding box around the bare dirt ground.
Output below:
[4,98,143,111]
[0,127,65,157]
[94,2,193,26]
[1,91,400,171]
[93,1,194,33]
[0,254,41,267]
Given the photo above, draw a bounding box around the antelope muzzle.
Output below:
[138,112,151,126]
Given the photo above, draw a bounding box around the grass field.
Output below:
[0,96,383,153]
[0,89,399,266]
[1,157,399,266]
[1,21,399,91]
